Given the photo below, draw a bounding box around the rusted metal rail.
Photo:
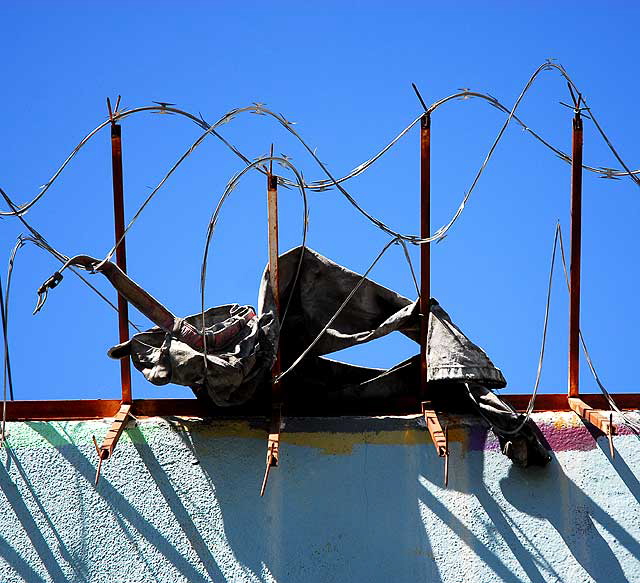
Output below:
[568,397,615,456]
[1,394,639,421]
[261,404,281,497]
[92,403,132,484]
[422,401,449,486]
[91,98,134,486]
[420,113,431,402]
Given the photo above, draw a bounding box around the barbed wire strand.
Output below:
[200,156,309,377]
[0,61,638,420]
[1,274,8,447]
[3,237,23,403]
[0,188,141,330]
[2,76,638,224]
[275,236,400,383]
[556,225,640,433]
[464,221,561,436]
[73,62,640,262]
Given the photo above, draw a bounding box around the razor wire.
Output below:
[555,225,640,434]
[464,222,561,436]
[1,275,8,446]
[1,60,640,414]
[0,189,141,330]
[200,155,309,371]
[275,236,401,383]
[1,61,638,253]
[83,61,640,271]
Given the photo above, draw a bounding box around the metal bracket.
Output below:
[568,397,616,458]
[421,401,449,487]
[92,402,132,485]
[260,404,281,496]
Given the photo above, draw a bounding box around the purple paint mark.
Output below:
[469,426,501,452]
[542,426,598,452]
[468,421,636,453]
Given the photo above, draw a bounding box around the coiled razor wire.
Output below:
[3,239,21,403]
[200,155,310,375]
[1,61,639,421]
[0,275,9,446]
[2,61,640,254]
[0,189,141,330]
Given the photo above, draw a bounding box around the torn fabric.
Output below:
[56,245,548,466]
[108,246,506,406]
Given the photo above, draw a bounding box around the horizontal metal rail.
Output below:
[2,394,639,421]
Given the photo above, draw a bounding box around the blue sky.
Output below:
[1,1,639,400]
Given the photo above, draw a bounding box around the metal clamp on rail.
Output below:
[260,404,282,497]
[568,397,616,458]
[422,401,449,487]
[92,403,132,485]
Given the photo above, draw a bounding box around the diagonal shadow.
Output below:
[417,477,527,583]
[27,421,215,583]
[500,460,637,582]
[127,426,228,583]
[3,445,90,583]
[190,420,440,583]
[0,457,69,583]
[595,436,640,507]
[0,532,47,583]
[466,429,558,583]
[420,423,563,583]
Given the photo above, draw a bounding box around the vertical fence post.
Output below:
[260,156,282,496]
[110,117,132,404]
[568,110,583,398]
[267,170,281,401]
[420,113,431,401]
[418,112,448,484]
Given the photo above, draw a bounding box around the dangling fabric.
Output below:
[75,244,546,466]
[108,246,505,406]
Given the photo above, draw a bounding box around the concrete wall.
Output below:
[0,412,639,583]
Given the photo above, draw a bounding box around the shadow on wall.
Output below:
[4,422,228,583]
[500,458,640,582]
[0,420,639,583]
[419,426,640,583]
[0,449,73,583]
[185,423,442,583]
[417,426,558,583]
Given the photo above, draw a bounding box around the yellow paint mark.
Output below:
[186,421,467,455]
[553,413,581,429]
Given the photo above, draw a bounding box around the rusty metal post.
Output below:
[267,171,281,401]
[261,161,282,496]
[110,122,132,404]
[568,112,583,397]
[418,112,447,483]
[420,113,431,400]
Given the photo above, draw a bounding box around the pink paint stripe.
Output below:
[469,422,635,453]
